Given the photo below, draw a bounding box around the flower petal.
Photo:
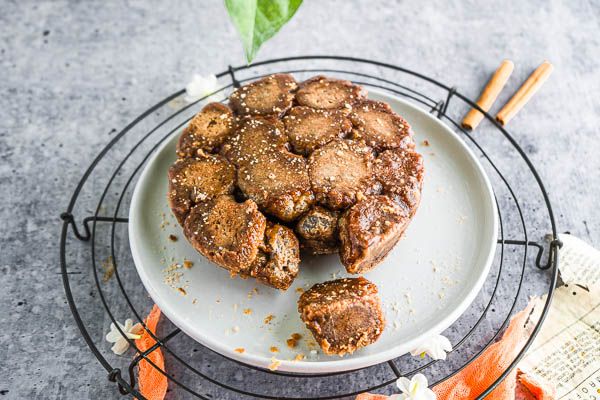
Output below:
[130,322,144,335]
[413,373,428,387]
[396,377,412,393]
[111,338,130,355]
[440,335,452,352]
[421,388,437,400]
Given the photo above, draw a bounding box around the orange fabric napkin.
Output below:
[134,305,167,400]
[357,299,555,400]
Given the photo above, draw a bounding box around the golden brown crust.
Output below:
[296,76,364,110]
[308,139,380,210]
[220,116,287,167]
[183,195,266,272]
[375,148,424,216]
[283,106,352,155]
[229,74,297,117]
[338,195,411,274]
[296,206,339,254]
[249,223,300,290]
[350,99,414,151]
[298,277,385,356]
[167,155,236,224]
[177,103,235,156]
[237,150,314,221]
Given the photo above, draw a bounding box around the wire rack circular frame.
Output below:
[60,55,561,399]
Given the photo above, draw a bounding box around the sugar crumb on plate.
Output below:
[287,333,302,348]
[268,357,281,371]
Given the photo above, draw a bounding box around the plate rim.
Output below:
[129,90,498,373]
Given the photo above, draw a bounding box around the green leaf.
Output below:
[225,0,303,64]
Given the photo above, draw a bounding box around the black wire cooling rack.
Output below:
[60,56,562,399]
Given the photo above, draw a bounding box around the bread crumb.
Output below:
[243,308,252,315]
[183,260,193,269]
[168,234,178,242]
[268,357,281,371]
[287,333,302,348]
[294,353,305,361]
[422,139,430,146]
[177,287,187,296]
[264,314,275,324]
[101,256,115,283]
[234,347,245,354]
[270,346,279,353]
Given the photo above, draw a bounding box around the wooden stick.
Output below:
[496,61,553,126]
[462,60,514,130]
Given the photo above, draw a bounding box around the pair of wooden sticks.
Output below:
[462,60,553,130]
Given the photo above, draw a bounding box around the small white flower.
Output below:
[184,74,223,103]
[392,374,437,400]
[410,334,452,360]
[105,319,144,355]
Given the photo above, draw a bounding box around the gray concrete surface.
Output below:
[1,0,599,398]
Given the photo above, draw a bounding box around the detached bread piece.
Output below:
[296,206,339,254]
[183,195,266,272]
[296,76,364,110]
[238,150,314,221]
[339,195,410,274]
[167,155,236,224]
[308,139,380,210]
[298,277,385,356]
[249,223,300,290]
[350,99,414,151]
[220,116,287,167]
[283,106,352,154]
[229,74,297,117]
[177,103,235,156]
[375,148,424,216]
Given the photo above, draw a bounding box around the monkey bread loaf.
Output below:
[168,74,424,290]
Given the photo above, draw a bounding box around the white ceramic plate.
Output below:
[129,90,498,373]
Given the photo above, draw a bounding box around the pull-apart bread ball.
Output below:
[220,116,287,166]
[298,277,385,356]
[167,154,236,224]
[295,206,339,254]
[238,150,314,222]
[249,223,300,290]
[375,148,424,216]
[183,195,266,273]
[350,99,414,151]
[338,195,411,274]
[283,106,352,155]
[308,139,380,210]
[296,76,365,110]
[177,103,235,157]
[229,74,297,117]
